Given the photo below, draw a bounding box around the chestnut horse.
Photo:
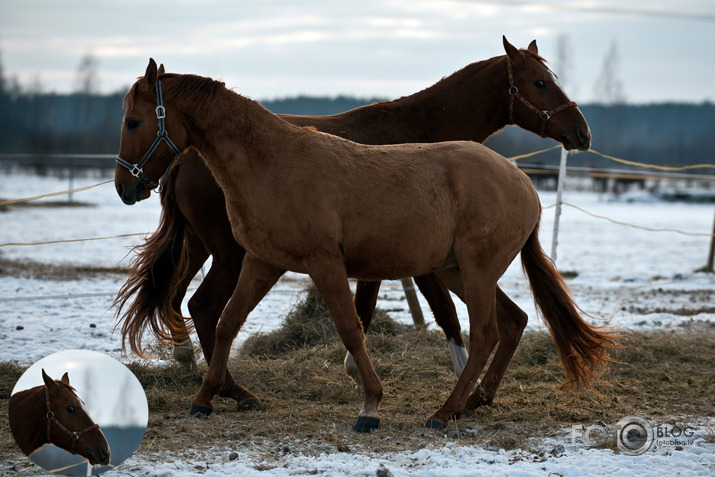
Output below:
[116,58,615,431]
[8,369,111,466]
[114,37,591,410]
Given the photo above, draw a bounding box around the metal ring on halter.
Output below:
[539,110,551,121]
[508,85,518,95]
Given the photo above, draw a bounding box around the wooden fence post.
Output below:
[400,278,425,329]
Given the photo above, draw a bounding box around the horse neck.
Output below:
[9,386,48,455]
[376,55,510,143]
[181,88,297,189]
[405,56,509,142]
[279,56,510,145]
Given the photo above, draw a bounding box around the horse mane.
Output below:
[123,73,226,110]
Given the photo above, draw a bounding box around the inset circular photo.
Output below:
[8,350,148,475]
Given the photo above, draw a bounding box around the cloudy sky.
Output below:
[1,0,714,104]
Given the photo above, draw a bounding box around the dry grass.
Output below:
[1,291,713,467]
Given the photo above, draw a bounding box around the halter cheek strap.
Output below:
[507,57,577,137]
[116,78,182,192]
[45,387,100,455]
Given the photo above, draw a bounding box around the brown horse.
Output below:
[116,58,616,431]
[114,37,591,410]
[8,369,111,466]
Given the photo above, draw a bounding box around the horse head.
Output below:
[115,60,185,205]
[503,36,591,151]
[42,369,111,466]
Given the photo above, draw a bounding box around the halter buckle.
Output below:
[156,105,166,119]
[130,165,143,178]
[71,431,80,441]
[539,110,551,121]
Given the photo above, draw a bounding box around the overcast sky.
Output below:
[1,0,714,104]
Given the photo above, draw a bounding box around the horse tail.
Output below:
[113,165,192,357]
[520,217,619,392]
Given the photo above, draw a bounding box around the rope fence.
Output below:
[1,148,714,249]
[1,147,713,304]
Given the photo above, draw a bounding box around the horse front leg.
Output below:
[345,280,382,387]
[189,255,284,416]
[309,262,383,432]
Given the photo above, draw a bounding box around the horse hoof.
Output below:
[424,418,448,430]
[353,416,380,432]
[189,405,213,417]
[237,398,263,412]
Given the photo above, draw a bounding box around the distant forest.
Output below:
[0,84,713,173]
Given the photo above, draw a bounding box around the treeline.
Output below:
[1,86,713,172]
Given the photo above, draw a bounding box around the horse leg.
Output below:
[345,280,382,387]
[413,273,467,377]
[425,264,499,429]
[309,262,383,432]
[188,248,256,409]
[465,287,528,409]
[189,255,284,416]
[170,227,209,373]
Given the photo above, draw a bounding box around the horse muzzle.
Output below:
[116,180,151,205]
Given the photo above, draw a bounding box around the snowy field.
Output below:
[1,170,714,476]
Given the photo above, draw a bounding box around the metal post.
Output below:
[550,147,569,262]
[400,278,425,329]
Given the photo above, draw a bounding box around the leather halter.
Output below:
[507,57,577,137]
[116,78,182,192]
[45,386,100,455]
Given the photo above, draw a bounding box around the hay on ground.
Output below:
[241,282,409,357]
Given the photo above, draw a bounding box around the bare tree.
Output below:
[593,40,626,106]
[75,50,100,96]
[554,34,576,97]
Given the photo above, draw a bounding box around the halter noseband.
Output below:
[116,78,182,192]
[45,386,100,455]
[507,57,577,138]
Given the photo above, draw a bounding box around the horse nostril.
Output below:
[116,182,124,198]
[577,128,590,148]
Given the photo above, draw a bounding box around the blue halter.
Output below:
[116,79,182,192]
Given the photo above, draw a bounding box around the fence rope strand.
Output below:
[0,180,113,206]
[550,202,715,237]
[0,232,145,248]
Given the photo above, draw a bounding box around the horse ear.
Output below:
[60,372,70,385]
[527,40,538,55]
[143,58,159,91]
[503,36,524,63]
[42,369,58,391]
[158,63,166,75]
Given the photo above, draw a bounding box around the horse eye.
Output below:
[126,119,141,130]
[66,405,76,414]
[534,79,547,89]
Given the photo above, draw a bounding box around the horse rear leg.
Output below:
[190,255,284,416]
[413,273,467,377]
[170,227,209,373]
[465,287,528,409]
[426,264,499,429]
[309,262,383,433]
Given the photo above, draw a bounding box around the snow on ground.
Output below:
[1,171,714,475]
